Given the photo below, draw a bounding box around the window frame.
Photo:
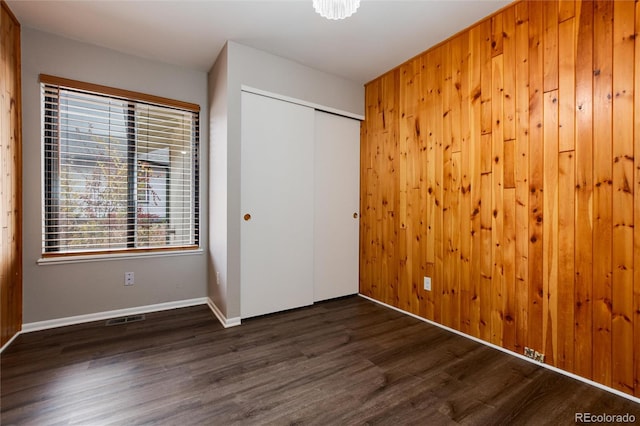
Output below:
[40,74,201,258]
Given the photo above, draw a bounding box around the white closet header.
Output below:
[241,85,365,121]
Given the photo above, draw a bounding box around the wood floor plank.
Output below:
[2,297,639,425]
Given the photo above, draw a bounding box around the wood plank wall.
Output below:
[360,0,640,398]
[0,0,22,348]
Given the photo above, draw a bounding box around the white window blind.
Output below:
[41,75,200,256]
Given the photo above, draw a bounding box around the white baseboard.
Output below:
[207,298,241,328]
[0,330,22,354]
[358,294,640,405]
[22,297,209,333]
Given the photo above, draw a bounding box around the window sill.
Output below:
[37,248,203,266]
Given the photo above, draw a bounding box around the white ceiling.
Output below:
[8,0,511,85]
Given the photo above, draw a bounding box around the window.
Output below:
[41,75,200,256]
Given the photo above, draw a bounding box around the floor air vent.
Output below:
[105,314,146,326]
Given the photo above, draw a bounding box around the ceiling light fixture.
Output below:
[313,0,360,20]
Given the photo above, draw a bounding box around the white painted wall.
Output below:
[21,28,208,323]
[207,41,364,320]
[207,44,229,318]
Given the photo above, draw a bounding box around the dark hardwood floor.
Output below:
[2,296,639,425]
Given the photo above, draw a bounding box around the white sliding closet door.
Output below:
[314,111,360,302]
[240,91,315,319]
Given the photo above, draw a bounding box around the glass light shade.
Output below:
[313,0,360,20]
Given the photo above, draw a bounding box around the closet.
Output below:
[240,90,360,319]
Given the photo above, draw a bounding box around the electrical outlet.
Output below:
[524,347,545,363]
[423,276,431,291]
[124,272,134,286]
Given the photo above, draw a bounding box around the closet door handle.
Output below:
[353,212,359,219]
[244,213,252,221]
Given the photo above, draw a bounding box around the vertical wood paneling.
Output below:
[503,186,517,352]
[480,170,493,342]
[514,0,529,353]
[611,0,634,395]
[543,1,559,93]
[450,149,461,329]
[558,151,575,371]
[503,7,517,144]
[360,81,376,300]
[491,12,504,57]
[481,18,493,139]
[423,50,437,321]
[412,58,426,317]
[386,71,401,308]
[398,73,409,313]
[416,51,431,320]
[442,39,459,329]
[504,140,516,190]
[592,0,613,388]
[479,18,493,343]
[360,71,401,307]
[634,0,640,399]
[468,24,483,339]
[502,9,517,351]
[0,0,22,348]
[559,0,575,23]
[491,54,505,346]
[459,32,473,336]
[527,0,545,355]
[558,18,576,153]
[360,0,640,398]
[399,58,423,315]
[542,90,558,366]
[433,47,445,324]
[574,0,593,380]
